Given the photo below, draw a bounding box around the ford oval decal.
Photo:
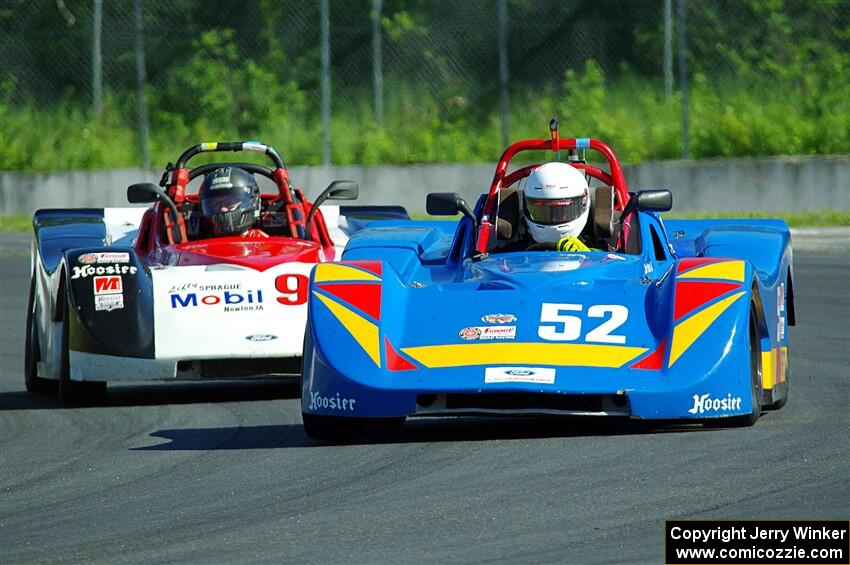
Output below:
[245,334,278,342]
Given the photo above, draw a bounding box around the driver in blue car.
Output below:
[522,162,598,251]
[198,166,266,238]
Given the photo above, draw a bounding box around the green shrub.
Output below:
[1,56,847,171]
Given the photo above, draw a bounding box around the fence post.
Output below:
[498,0,509,148]
[677,0,689,159]
[663,0,673,97]
[372,0,383,125]
[321,0,331,165]
[92,0,103,116]
[133,0,150,168]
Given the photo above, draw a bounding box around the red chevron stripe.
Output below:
[631,338,667,370]
[676,257,723,274]
[385,336,417,371]
[344,260,382,277]
[674,281,741,320]
[316,282,381,320]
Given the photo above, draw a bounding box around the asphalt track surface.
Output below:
[1,234,848,564]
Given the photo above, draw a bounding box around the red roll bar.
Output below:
[475,136,630,254]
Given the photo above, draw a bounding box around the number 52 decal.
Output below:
[538,303,628,344]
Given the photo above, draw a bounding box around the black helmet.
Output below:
[199,167,260,236]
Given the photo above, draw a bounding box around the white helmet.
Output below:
[523,162,590,243]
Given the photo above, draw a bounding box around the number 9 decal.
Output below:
[276,273,308,305]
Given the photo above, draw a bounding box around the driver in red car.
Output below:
[198,167,267,238]
[522,162,599,251]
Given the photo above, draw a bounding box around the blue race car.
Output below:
[301,125,793,440]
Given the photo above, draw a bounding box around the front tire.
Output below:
[712,307,762,428]
[25,274,56,394]
[302,413,363,442]
[57,292,106,405]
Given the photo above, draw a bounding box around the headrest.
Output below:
[496,217,513,241]
[494,187,520,242]
[593,185,614,240]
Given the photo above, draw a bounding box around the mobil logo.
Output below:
[170,289,264,309]
[93,276,122,295]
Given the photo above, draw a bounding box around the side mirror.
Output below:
[634,190,672,212]
[127,183,161,204]
[426,191,475,221]
[323,180,359,201]
[305,180,360,241]
[127,182,185,243]
[426,192,462,216]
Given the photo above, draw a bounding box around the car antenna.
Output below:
[549,118,560,161]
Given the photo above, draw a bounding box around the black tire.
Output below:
[710,307,762,428]
[57,291,106,406]
[767,384,788,410]
[24,274,56,395]
[302,413,363,442]
[368,417,406,429]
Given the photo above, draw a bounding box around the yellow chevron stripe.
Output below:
[761,346,789,389]
[668,291,745,367]
[762,350,775,390]
[313,291,381,367]
[400,342,647,369]
[678,261,745,282]
[314,263,380,283]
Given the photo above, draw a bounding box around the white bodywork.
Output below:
[37,206,351,383]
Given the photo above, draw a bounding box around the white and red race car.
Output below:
[24,141,407,403]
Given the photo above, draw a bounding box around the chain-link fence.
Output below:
[1,0,848,169]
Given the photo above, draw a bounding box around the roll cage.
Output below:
[161,141,307,241]
[475,122,631,255]
[133,141,336,255]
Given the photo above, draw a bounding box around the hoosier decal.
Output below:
[687,393,742,414]
[308,391,357,411]
[72,264,137,279]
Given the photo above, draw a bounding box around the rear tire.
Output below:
[765,350,789,410]
[57,294,106,405]
[767,385,788,410]
[25,274,56,395]
[302,413,363,442]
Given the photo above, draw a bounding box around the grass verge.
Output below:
[665,209,849,227]
[0,216,31,232]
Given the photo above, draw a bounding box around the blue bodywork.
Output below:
[303,209,793,423]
